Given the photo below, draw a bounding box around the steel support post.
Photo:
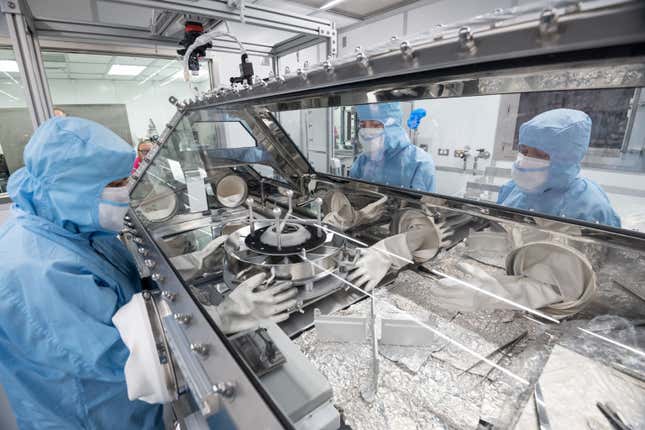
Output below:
[1,0,52,129]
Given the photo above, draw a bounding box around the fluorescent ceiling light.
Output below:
[0,60,19,73]
[108,64,145,76]
[319,0,346,10]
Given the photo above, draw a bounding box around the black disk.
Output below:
[244,223,326,255]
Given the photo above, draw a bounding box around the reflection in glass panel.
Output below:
[0,49,28,193]
[131,114,280,284]
[271,87,645,232]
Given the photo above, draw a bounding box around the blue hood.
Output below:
[356,102,410,155]
[519,108,591,191]
[8,117,134,235]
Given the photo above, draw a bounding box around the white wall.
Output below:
[0,77,210,146]
[277,43,326,76]
[413,96,502,196]
[52,78,209,143]
[210,52,274,86]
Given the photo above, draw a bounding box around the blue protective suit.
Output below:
[350,103,436,192]
[0,117,163,429]
[497,109,621,227]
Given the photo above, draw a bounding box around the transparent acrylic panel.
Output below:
[269,86,645,232]
[0,49,29,193]
[131,113,283,282]
[44,52,212,145]
[135,57,645,430]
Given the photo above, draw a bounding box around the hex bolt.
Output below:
[539,8,559,37]
[137,247,148,256]
[214,382,236,398]
[400,40,413,57]
[190,343,209,356]
[458,27,476,54]
[151,273,164,283]
[161,290,176,302]
[144,259,156,268]
[174,313,192,325]
[355,47,368,67]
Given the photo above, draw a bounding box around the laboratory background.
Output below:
[0,0,644,429]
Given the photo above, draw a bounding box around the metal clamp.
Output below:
[164,314,221,416]
[142,291,179,401]
[458,27,477,55]
[539,7,560,41]
[355,46,369,68]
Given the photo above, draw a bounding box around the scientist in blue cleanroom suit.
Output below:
[349,102,436,192]
[0,117,163,429]
[497,108,621,228]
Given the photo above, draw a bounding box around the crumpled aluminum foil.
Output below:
[291,228,645,429]
[293,271,538,430]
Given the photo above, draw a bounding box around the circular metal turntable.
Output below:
[244,222,328,256]
[224,219,345,285]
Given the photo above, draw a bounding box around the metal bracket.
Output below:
[164,314,221,417]
[314,309,440,347]
[314,304,440,402]
[1,0,34,34]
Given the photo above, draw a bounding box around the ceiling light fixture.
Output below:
[319,0,347,10]
[108,64,145,76]
[0,60,19,73]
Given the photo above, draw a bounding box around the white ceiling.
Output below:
[0,49,201,83]
[23,0,363,51]
[294,0,417,19]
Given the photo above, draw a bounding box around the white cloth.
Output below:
[112,293,174,404]
[206,273,298,333]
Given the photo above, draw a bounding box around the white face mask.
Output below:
[358,127,385,160]
[511,153,551,194]
[98,185,130,232]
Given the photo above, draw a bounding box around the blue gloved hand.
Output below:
[407,108,427,130]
